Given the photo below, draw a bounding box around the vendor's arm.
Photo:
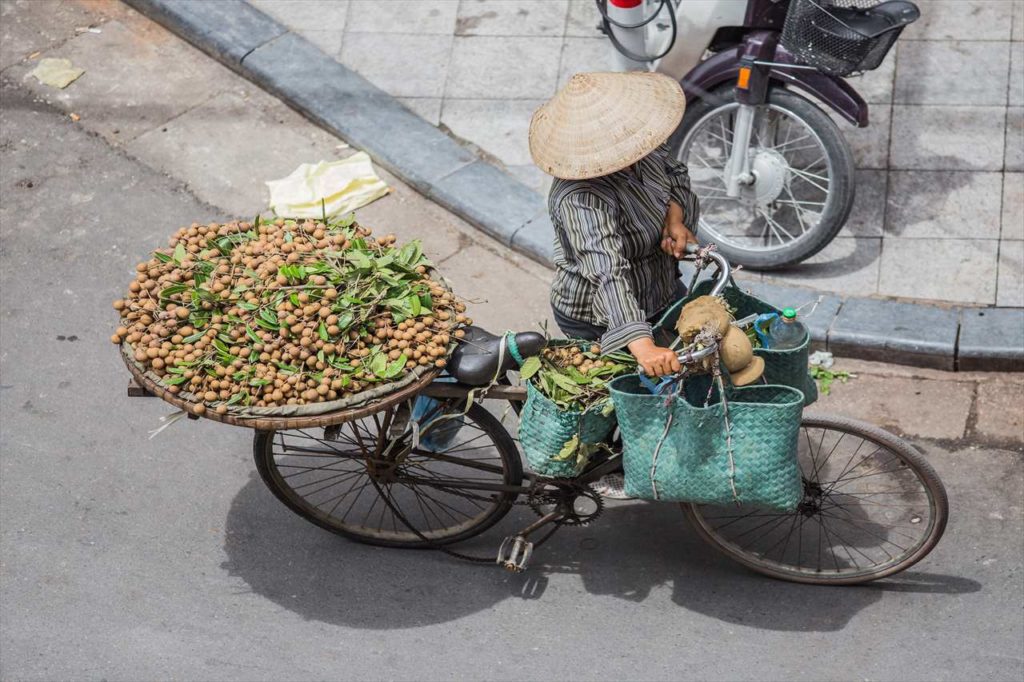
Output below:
[559,192,680,376]
[661,145,701,259]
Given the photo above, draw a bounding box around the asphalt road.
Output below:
[1,79,1022,682]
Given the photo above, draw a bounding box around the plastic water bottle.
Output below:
[767,308,807,350]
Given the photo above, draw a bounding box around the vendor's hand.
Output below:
[628,337,681,377]
[661,200,697,260]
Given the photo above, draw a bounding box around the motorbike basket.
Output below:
[780,0,919,77]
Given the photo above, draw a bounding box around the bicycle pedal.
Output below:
[496,535,533,573]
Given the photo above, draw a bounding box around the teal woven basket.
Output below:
[610,374,804,510]
[519,381,616,478]
[656,280,818,406]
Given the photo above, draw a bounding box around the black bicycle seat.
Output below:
[447,326,546,386]
[830,1,920,38]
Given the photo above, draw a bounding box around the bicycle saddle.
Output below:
[447,326,546,386]
[830,1,920,38]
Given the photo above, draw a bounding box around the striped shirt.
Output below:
[548,143,701,352]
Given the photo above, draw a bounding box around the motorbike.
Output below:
[597,0,919,269]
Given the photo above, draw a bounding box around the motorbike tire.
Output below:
[668,86,856,270]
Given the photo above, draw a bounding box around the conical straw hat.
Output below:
[529,72,685,180]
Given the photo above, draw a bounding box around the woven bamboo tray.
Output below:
[121,345,440,431]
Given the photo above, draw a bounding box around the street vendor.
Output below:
[529,71,700,378]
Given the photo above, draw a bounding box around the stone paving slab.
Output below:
[828,297,961,370]
[998,239,1024,307]
[885,170,1003,240]
[903,0,1015,41]
[894,40,1010,107]
[878,237,1000,305]
[959,308,1024,371]
[455,0,569,37]
[1004,173,1024,241]
[890,105,1008,172]
[974,379,1024,445]
[769,236,882,297]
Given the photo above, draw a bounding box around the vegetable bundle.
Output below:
[519,343,637,415]
[112,215,468,415]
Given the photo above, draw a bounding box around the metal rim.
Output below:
[678,101,836,254]
[254,402,523,546]
[684,414,948,585]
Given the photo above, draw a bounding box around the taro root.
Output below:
[720,325,753,373]
[113,216,467,412]
[676,295,731,341]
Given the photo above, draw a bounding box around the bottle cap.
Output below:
[782,308,797,319]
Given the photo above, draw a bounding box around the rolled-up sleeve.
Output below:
[558,191,652,352]
[663,146,701,234]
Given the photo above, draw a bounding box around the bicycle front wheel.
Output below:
[684,413,948,585]
[254,402,524,548]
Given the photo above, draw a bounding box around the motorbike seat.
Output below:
[447,326,546,387]
[827,1,920,39]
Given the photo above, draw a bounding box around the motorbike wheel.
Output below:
[668,86,856,270]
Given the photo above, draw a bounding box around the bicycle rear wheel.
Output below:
[684,413,948,585]
[254,401,524,548]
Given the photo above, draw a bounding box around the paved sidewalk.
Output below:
[247,0,1024,307]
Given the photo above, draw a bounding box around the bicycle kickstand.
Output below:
[496,511,561,573]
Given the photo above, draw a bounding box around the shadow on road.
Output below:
[221,475,980,632]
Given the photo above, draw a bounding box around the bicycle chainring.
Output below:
[528,479,604,527]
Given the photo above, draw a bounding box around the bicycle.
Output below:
[127,248,948,585]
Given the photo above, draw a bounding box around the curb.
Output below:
[124,0,1023,373]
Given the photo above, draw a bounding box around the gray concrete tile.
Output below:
[340,31,453,97]
[126,90,344,217]
[456,0,569,36]
[447,36,562,98]
[844,51,896,105]
[0,0,95,70]
[767,237,882,297]
[566,0,602,37]
[890,105,1006,171]
[242,32,477,193]
[1004,173,1024,241]
[438,243,556,334]
[903,0,1013,41]
[294,28,343,56]
[878,237,999,305]
[894,40,1010,106]
[130,0,286,66]
[248,0,349,31]
[428,160,546,244]
[846,170,886,237]
[558,37,617,89]
[441,98,544,166]
[1015,0,1024,41]
[506,164,552,195]
[346,0,456,34]
[973,379,1024,442]
[831,105,890,169]
[828,296,960,370]
[997,239,1024,306]
[886,171,1003,239]
[959,308,1024,371]
[398,97,443,125]
[1011,42,1023,106]
[12,20,232,143]
[511,211,556,263]
[1007,107,1024,172]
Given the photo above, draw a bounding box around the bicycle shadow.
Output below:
[221,475,979,632]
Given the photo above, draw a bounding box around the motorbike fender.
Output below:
[678,49,869,127]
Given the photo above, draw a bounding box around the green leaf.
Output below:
[153,251,173,263]
[182,331,205,344]
[284,231,293,243]
[385,354,407,378]
[369,351,387,377]
[336,311,354,331]
[549,372,583,395]
[226,391,246,405]
[249,378,271,387]
[317,349,325,364]
[519,356,542,381]
[245,325,261,344]
[163,375,189,385]
[408,294,421,317]
[238,301,257,311]
[553,435,579,462]
[172,242,186,264]
[318,320,329,342]
[290,293,301,307]
[158,284,188,301]
[275,362,299,375]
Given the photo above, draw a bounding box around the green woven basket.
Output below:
[519,381,616,478]
[610,374,804,510]
[656,280,818,406]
